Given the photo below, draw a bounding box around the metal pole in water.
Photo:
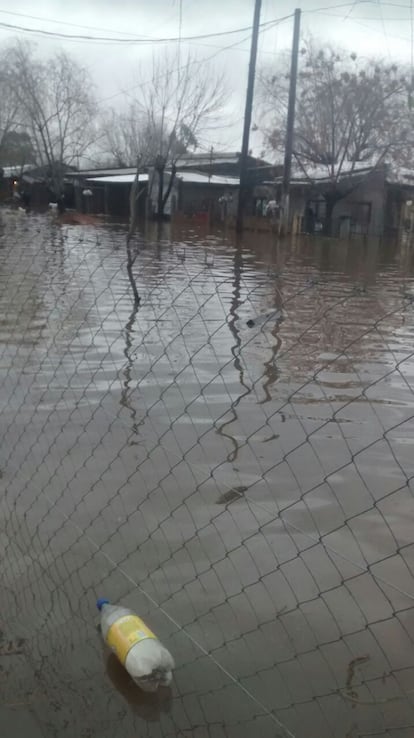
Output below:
[281,8,301,236]
[236,0,262,233]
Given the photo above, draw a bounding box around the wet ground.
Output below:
[1,208,414,737]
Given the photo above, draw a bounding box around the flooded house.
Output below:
[67,167,147,218]
[269,164,414,237]
[67,152,277,221]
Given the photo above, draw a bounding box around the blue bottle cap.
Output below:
[96,598,110,611]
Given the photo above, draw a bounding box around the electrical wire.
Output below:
[411,0,414,77]
[341,0,363,20]
[323,14,413,41]
[0,6,181,39]
[0,1,409,45]
[97,15,292,105]
[304,0,412,12]
[376,0,392,56]
[177,0,183,83]
[0,8,151,38]
[410,0,414,108]
[0,14,292,45]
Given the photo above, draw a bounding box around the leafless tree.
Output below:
[0,52,22,166]
[259,41,413,234]
[8,41,96,203]
[100,106,171,168]
[102,51,226,218]
[126,155,143,307]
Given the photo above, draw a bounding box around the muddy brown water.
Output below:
[1,208,414,737]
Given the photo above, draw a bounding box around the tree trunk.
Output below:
[126,158,142,307]
[323,196,337,236]
[157,166,164,220]
[162,163,177,213]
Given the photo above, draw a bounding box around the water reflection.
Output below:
[120,304,140,439]
[215,240,251,462]
[105,654,172,722]
[1,211,414,738]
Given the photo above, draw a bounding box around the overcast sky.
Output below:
[1,0,413,156]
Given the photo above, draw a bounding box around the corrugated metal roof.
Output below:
[175,152,239,166]
[86,171,239,186]
[386,167,414,186]
[177,172,239,186]
[87,173,149,183]
[1,164,34,177]
[272,163,379,186]
[70,167,138,178]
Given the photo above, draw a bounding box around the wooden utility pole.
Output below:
[281,8,301,235]
[236,0,262,233]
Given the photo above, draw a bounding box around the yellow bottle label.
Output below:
[106,615,157,664]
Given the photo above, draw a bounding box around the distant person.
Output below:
[20,189,31,209]
[304,205,316,234]
[265,200,279,218]
[56,194,65,214]
[219,193,232,221]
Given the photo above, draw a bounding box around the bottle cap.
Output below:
[96,598,110,611]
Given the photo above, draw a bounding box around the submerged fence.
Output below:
[1,210,414,737]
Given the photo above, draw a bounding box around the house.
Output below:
[71,168,239,221]
[18,164,77,209]
[148,152,277,221]
[67,152,276,221]
[175,151,279,187]
[268,163,414,237]
[0,164,33,202]
[0,163,77,208]
[149,170,240,221]
[68,168,148,217]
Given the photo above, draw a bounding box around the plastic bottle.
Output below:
[97,598,174,692]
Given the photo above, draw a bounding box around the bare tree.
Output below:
[126,155,143,307]
[259,42,413,234]
[8,41,96,204]
[108,51,226,219]
[0,53,22,166]
[100,105,177,168]
[0,131,35,169]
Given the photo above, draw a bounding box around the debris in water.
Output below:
[216,485,248,505]
[352,284,368,295]
[246,309,283,328]
[97,599,174,693]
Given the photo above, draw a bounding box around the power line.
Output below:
[0,14,293,45]
[324,14,413,41]
[304,0,412,11]
[0,8,151,38]
[0,1,409,45]
[317,10,414,17]
[377,0,392,57]
[98,33,253,105]
[341,0,364,20]
[411,0,414,76]
[98,16,292,105]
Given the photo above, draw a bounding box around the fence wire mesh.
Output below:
[1,209,414,738]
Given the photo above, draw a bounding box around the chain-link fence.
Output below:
[1,209,414,738]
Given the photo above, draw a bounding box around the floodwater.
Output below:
[1,208,414,738]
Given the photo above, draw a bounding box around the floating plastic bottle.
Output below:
[97,598,174,692]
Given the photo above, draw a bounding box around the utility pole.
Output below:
[209,145,214,182]
[281,8,301,235]
[236,0,262,233]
